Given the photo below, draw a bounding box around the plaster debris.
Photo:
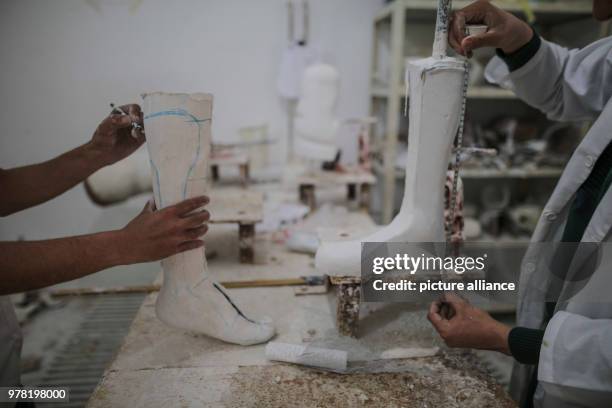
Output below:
[226,350,516,408]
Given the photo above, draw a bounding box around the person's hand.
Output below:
[449,0,533,57]
[428,292,511,354]
[116,195,210,264]
[90,104,145,166]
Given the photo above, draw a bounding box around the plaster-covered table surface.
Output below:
[87,213,515,408]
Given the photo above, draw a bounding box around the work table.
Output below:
[87,212,515,407]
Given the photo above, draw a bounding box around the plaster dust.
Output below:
[225,351,515,408]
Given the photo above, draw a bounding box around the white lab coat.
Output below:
[486,37,612,407]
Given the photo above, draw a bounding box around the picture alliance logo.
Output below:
[371,253,488,275]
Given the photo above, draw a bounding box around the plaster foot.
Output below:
[155,265,275,346]
[144,92,274,346]
[315,57,465,277]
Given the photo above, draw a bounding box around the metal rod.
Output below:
[432,0,452,59]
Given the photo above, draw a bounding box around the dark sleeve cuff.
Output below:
[508,326,545,364]
[495,29,541,72]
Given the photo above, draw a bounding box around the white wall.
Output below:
[0,0,380,242]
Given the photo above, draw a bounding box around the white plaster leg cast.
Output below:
[294,63,341,162]
[143,92,275,345]
[315,57,464,276]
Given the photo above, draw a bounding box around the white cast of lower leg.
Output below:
[143,92,275,346]
[315,57,465,276]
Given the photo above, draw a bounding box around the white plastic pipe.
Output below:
[265,342,348,371]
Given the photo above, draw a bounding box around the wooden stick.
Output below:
[50,277,327,297]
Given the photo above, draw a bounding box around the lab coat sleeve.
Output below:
[485,37,612,122]
[538,311,612,397]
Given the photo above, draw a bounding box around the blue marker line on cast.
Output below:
[144,108,210,124]
[145,108,211,206]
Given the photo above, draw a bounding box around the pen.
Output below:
[110,103,144,138]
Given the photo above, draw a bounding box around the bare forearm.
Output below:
[0,195,210,295]
[0,231,126,295]
[0,142,107,216]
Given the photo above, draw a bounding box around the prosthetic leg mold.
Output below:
[144,92,274,346]
[315,57,464,277]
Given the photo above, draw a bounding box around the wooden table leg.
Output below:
[298,184,316,211]
[336,282,361,337]
[238,223,255,264]
[211,165,220,182]
[360,183,371,211]
[347,183,357,201]
[239,163,249,188]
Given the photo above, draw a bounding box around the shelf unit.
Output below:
[371,84,518,99]
[375,0,595,23]
[370,0,603,223]
[373,159,563,180]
